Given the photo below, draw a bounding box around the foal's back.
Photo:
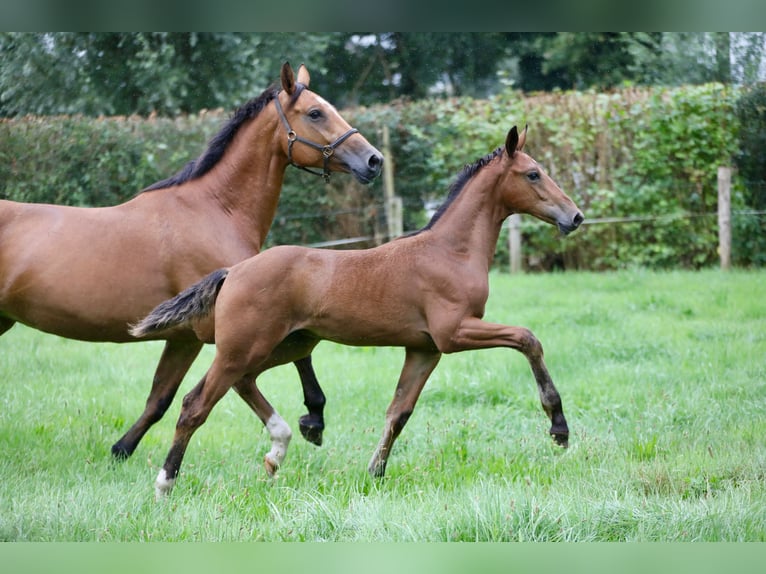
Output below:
[219,239,438,350]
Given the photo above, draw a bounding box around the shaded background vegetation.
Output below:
[1,33,764,269]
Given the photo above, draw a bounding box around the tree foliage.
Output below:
[0,32,332,116]
[2,33,764,117]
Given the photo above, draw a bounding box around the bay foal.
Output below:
[132,125,583,496]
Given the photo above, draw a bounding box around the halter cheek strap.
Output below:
[274,94,359,183]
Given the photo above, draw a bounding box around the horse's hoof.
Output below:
[299,415,324,447]
[154,469,175,500]
[550,429,569,448]
[368,460,387,479]
[263,455,279,477]
[110,443,132,460]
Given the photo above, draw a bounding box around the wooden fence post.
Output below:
[381,124,403,240]
[718,166,731,270]
[509,213,522,273]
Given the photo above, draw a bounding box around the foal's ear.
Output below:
[505,124,529,156]
[505,126,519,157]
[297,64,311,87]
[281,61,296,95]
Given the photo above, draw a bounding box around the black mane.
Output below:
[141,83,306,192]
[409,145,505,236]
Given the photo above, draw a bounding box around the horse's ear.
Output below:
[281,61,296,95]
[297,64,310,87]
[505,126,519,157]
[517,124,528,151]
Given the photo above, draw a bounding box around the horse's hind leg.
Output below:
[0,317,15,336]
[111,339,203,459]
[368,349,441,478]
[294,355,326,446]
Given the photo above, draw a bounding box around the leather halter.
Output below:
[274,93,359,183]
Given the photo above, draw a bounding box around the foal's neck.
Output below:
[428,164,508,268]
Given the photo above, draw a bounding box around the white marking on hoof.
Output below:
[263,454,279,477]
[264,413,292,475]
[155,468,175,499]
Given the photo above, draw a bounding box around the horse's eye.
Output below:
[308,109,323,121]
[527,171,540,182]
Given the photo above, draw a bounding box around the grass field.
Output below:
[0,269,764,541]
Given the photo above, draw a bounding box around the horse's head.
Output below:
[500,125,583,235]
[275,62,383,184]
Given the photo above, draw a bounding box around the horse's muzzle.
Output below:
[558,211,584,235]
[351,153,384,184]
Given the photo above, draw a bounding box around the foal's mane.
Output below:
[410,145,505,236]
[141,83,306,192]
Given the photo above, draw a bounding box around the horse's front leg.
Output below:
[112,339,203,459]
[294,355,326,447]
[368,349,442,478]
[445,316,569,447]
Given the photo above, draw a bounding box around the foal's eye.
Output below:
[308,109,323,121]
[527,171,541,182]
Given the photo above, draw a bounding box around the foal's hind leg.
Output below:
[233,377,292,477]
[155,360,238,497]
[294,355,326,446]
[368,349,442,478]
[111,339,203,459]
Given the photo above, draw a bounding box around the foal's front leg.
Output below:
[446,316,569,447]
[368,349,442,478]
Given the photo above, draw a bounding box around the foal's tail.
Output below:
[129,268,229,337]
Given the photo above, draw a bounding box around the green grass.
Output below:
[1,269,764,541]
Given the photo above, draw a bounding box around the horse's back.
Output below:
[0,198,168,340]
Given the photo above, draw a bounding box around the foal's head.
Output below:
[275,62,383,184]
[499,126,583,235]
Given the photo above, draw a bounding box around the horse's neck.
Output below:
[429,168,508,267]
[201,113,288,249]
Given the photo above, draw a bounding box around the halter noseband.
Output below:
[274,93,359,183]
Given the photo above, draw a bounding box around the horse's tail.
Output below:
[129,268,229,337]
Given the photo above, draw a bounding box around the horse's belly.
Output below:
[0,260,164,342]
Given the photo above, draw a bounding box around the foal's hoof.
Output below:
[550,428,569,448]
[299,414,324,447]
[263,455,279,478]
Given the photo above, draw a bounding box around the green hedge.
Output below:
[2,84,763,269]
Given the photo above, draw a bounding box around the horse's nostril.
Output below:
[573,212,584,227]
[369,154,383,170]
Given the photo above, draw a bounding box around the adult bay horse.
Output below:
[0,62,383,459]
[131,125,584,496]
